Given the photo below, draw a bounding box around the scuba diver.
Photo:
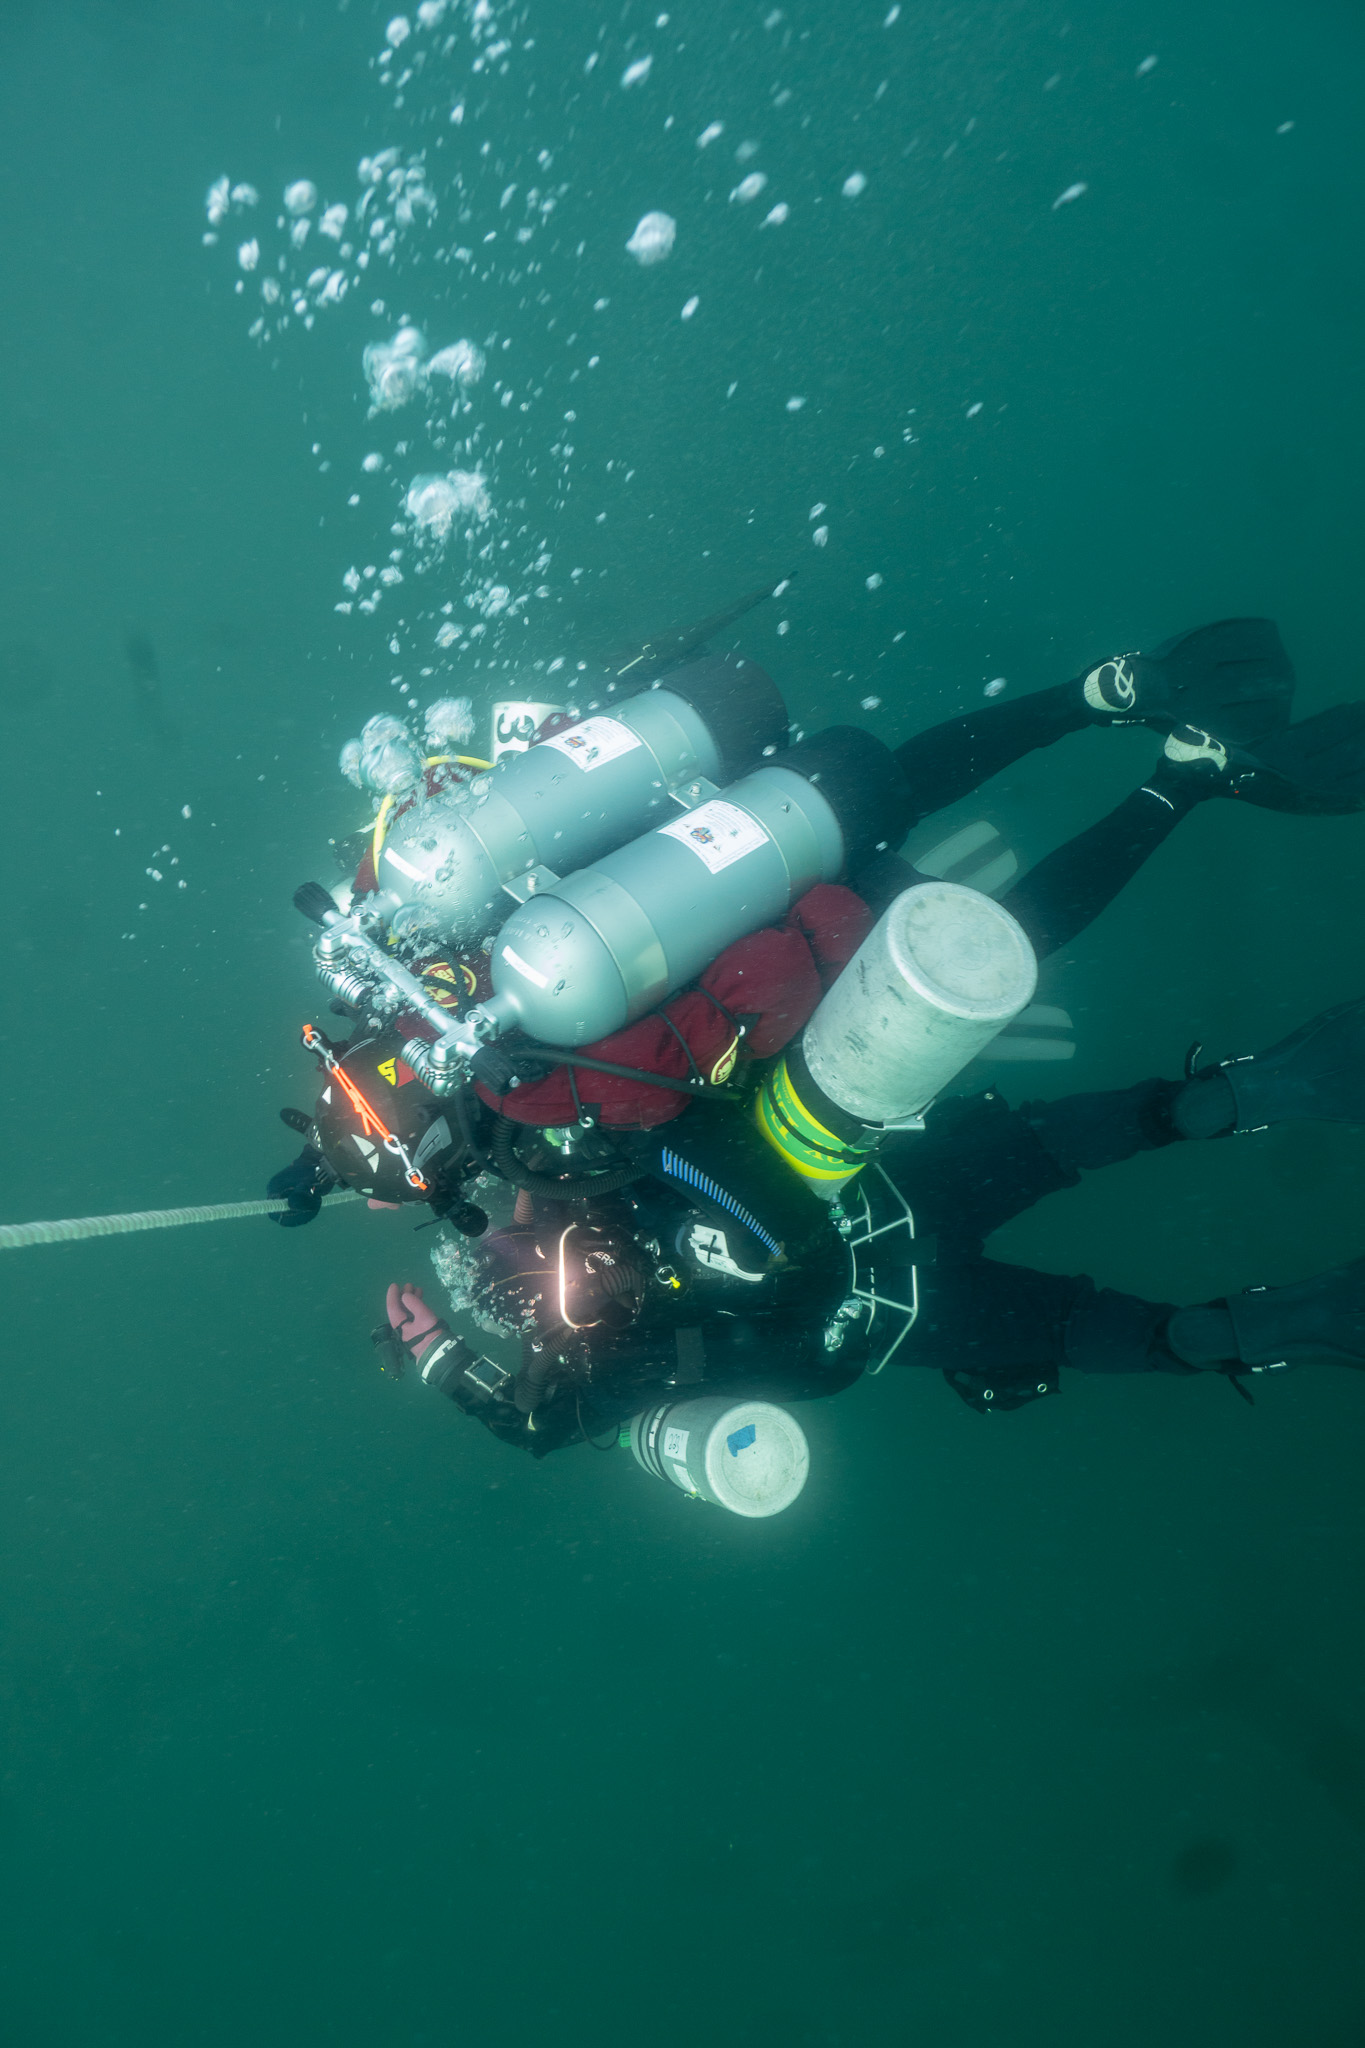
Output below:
[267,611,1365,1461]
[378,992,1365,1449]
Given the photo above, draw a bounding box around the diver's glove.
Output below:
[1079,618,1294,746]
[386,1282,448,1360]
[385,1282,472,1392]
[267,1146,338,1228]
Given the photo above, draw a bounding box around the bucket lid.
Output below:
[702,1401,810,1518]
[888,881,1037,1023]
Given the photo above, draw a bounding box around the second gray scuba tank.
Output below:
[374,654,788,948]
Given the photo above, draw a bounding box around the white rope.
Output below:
[0,1190,360,1251]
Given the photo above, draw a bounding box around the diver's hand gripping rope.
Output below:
[0,1191,360,1252]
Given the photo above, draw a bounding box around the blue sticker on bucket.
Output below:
[726,1424,757,1457]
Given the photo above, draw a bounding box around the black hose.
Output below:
[490,1115,648,1200]
[524,1050,738,1098]
[480,1044,739,1100]
[513,1345,560,1415]
[450,1083,492,1172]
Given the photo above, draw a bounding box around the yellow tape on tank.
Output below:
[755,1056,879,1186]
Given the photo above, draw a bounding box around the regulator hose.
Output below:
[513,1342,561,1416]
[490,1115,647,1201]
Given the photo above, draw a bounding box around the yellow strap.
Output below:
[370,793,396,876]
[369,755,495,875]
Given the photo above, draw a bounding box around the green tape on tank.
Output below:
[755,1054,878,1185]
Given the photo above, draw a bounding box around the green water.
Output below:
[2,2,1364,2041]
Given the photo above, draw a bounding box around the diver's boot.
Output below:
[1167,1258,1365,1374]
[1079,619,1294,746]
[1173,998,1365,1138]
[1150,703,1365,816]
[1121,726,1235,819]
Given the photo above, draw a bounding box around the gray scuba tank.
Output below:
[470,726,910,1048]
[374,654,787,948]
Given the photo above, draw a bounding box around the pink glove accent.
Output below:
[385,1283,447,1361]
[368,1199,402,1211]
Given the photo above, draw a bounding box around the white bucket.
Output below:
[803,880,1037,1126]
[628,1397,810,1518]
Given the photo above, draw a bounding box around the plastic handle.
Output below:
[294,881,340,926]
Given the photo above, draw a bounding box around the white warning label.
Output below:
[659,799,770,875]
[663,1426,690,1461]
[542,716,643,772]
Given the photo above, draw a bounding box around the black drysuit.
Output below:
[446,683,1212,1451]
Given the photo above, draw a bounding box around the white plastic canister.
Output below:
[628,1397,810,1518]
[802,880,1037,1126]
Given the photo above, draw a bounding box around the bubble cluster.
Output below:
[347,713,425,796]
[426,339,486,387]
[424,696,476,748]
[730,172,768,204]
[207,142,441,348]
[364,326,428,412]
[403,470,493,543]
[204,0,965,767]
[626,211,676,265]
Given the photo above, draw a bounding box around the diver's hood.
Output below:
[457,1219,647,1342]
[312,1032,467,1204]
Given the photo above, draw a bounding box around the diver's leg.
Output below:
[996,694,1365,960]
[881,1077,1181,1244]
[996,757,1201,959]
[857,729,1202,928]
[910,1252,1180,1410]
[892,685,1090,825]
[884,998,1365,1244]
[889,617,1295,829]
[878,1093,1077,1242]
[919,1250,1365,1406]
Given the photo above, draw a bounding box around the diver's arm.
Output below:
[424,1346,622,1457]
[385,1285,517,1425]
[418,1333,549,1449]
[382,1283,580,1454]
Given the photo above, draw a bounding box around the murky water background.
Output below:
[2,2,1364,2041]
